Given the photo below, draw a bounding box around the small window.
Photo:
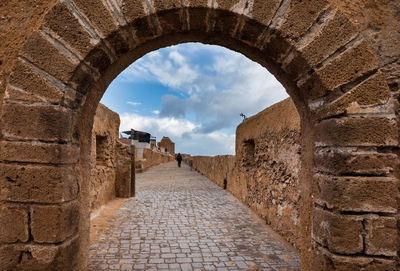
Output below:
[96,135,108,166]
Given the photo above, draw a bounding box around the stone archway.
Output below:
[0,0,398,270]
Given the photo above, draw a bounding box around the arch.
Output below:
[0,0,398,270]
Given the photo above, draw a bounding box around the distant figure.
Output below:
[176,153,182,168]
[189,160,192,171]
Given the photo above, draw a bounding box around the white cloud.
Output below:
[111,43,290,155]
[119,113,235,155]
[120,47,200,91]
[120,113,196,138]
[126,101,141,106]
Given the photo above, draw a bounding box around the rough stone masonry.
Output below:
[0,0,399,270]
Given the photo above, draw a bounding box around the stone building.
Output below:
[158,136,175,154]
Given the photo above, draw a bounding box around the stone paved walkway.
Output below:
[89,162,300,270]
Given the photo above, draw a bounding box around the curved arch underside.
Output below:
[0,1,398,270]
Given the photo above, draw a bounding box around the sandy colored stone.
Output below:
[0,141,79,164]
[21,31,77,83]
[313,208,363,254]
[365,216,398,257]
[0,205,29,243]
[315,117,398,147]
[43,3,93,58]
[0,164,79,203]
[314,174,397,213]
[31,201,79,243]
[1,103,74,141]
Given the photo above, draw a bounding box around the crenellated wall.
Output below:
[191,98,302,250]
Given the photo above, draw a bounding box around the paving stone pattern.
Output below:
[89,162,300,270]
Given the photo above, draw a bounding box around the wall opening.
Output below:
[242,139,256,167]
[96,135,108,166]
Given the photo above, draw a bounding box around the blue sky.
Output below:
[101,43,288,156]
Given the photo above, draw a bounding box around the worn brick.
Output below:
[279,0,330,41]
[21,31,77,83]
[187,7,209,32]
[1,104,74,141]
[157,8,184,35]
[314,174,397,213]
[315,117,398,147]
[44,3,94,58]
[0,141,79,164]
[0,205,29,243]
[72,0,118,37]
[0,164,79,203]
[301,41,379,101]
[153,0,181,11]
[8,59,64,104]
[314,245,397,271]
[287,10,357,76]
[365,216,398,257]
[0,237,79,270]
[250,0,282,26]
[313,208,363,254]
[314,148,397,176]
[121,0,147,24]
[314,72,391,119]
[31,202,79,243]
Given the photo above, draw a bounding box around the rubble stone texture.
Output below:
[191,99,302,250]
[0,0,399,270]
[89,162,301,270]
[90,104,123,211]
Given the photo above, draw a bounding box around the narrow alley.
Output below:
[88,162,300,270]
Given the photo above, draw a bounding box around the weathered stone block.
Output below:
[279,0,330,41]
[301,41,379,101]
[250,0,282,26]
[8,59,64,104]
[187,7,209,32]
[157,8,184,35]
[314,72,391,119]
[43,3,94,58]
[313,245,397,271]
[313,208,363,254]
[21,31,77,83]
[0,164,79,203]
[314,148,397,176]
[314,174,397,213]
[315,117,398,147]
[72,0,118,38]
[212,9,240,36]
[365,216,398,256]
[1,104,74,141]
[121,0,147,24]
[31,202,79,243]
[84,45,112,73]
[0,205,29,243]
[287,10,356,76]
[0,141,79,164]
[154,0,181,11]
[0,237,79,270]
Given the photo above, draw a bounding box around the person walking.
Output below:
[176,153,182,168]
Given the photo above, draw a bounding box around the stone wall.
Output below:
[137,148,175,173]
[90,104,132,211]
[115,141,133,198]
[1,1,399,270]
[190,98,302,249]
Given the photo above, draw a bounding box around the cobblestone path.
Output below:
[89,162,300,270]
